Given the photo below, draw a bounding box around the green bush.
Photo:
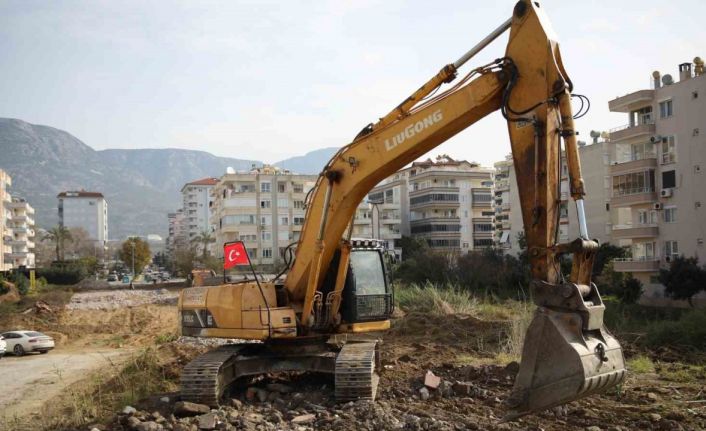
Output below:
[618,277,643,304]
[643,309,706,351]
[37,266,87,285]
[0,274,8,295]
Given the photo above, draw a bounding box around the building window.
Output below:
[659,100,673,118]
[262,248,272,258]
[385,189,394,204]
[247,248,257,258]
[261,182,271,193]
[293,184,304,193]
[473,239,494,248]
[260,216,271,226]
[661,136,676,164]
[280,216,289,225]
[261,231,272,241]
[663,207,677,223]
[277,198,288,208]
[293,217,305,225]
[260,200,271,209]
[612,170,655,196]
[665,240,678,260]
[278,182,286,193]
[662,170,676,189]
[293,200,305,209]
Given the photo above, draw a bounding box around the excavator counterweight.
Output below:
[178,0,626,419]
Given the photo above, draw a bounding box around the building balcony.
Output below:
[409,186,459,197]
[473,231,494,238]
[410,216,460,225]
[471,201,492,208]
[609,156,657,176]
[608,89,655,113]
[495,180,510,191]
[611,225,659,240]
[609,122,655,142]
[410,200,459,210]
[613,258,660,272]
[610,188,657,207]
[380,217,401,225]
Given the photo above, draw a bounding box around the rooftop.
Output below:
[186,177,219,186]
[57,190,104,198]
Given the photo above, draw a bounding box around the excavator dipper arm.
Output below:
[282,0,625,418]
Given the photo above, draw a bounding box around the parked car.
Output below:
[0,335,6,358]
[161,272,171,280]
[1,331,55,356]
[107,274,118,282]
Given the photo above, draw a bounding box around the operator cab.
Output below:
[340,238,394,324]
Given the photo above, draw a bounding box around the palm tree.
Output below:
[44,225,73,261]
[191,230,216,260]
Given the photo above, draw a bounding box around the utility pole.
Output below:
[131,240,135,277]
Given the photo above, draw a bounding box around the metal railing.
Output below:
[612,187,655,197]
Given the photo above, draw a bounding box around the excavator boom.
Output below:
[178,0,625,419]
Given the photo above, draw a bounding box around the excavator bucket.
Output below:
[505,306,626,420]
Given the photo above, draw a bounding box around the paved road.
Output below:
[0,349,131,420]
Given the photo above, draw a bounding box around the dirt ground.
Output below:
[103,311,705,431]
[3,289,705,430]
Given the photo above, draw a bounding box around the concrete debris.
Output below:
[423,370,441,389]
[173,401,210,417]
[291,414,316,424]
[419,387,431,401]
[197,412,218,430]
[122,406,138,415]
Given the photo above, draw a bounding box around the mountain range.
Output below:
[0,118,337,239]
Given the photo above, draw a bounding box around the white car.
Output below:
[0,335,6,358]
[1,331,55,356]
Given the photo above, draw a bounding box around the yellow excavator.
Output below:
[178,0,626,419]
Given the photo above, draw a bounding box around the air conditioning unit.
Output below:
[650,135,663,143]
[653,203,663,210]
[660,188,673,198]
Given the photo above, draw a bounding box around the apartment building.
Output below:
[1,170,12,271]
[368,155,495,254]
[166,209,187,257]
[6,197,36,268]
[211,165,316,267]
[367,169,410,257]
[494,156,514,250]
[58,191,109,245]
[181,178,218,243]
[607,58,706,306]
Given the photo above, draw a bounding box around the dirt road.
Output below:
[0,349,132,420]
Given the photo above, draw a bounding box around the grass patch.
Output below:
[627,355,655,374]
[395,282,478,315]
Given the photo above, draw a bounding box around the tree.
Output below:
[43,225,73,261]
[617,277,643,304]
[174,246,198,277]
[64,227,95,259]
[397,235,429,261]
[592,243,626,278]
[119,237,152,275]
[191,230,216,260]
[659,256,706,307]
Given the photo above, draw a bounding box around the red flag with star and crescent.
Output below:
[224,241,250,269]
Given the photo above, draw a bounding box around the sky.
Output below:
[1,0,703,166]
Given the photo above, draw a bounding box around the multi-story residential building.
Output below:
[166,209,187,256]
[351,200,374,239]
[57,191,109,245]
[607,58,705,306]
[1,170,12,271]
[210,165,317,267]
[368,155,495,254]
[367,169,410,257]
[6,197,36,268]
[494,156,513,250]
[181,178,218,243]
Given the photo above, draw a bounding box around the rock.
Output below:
[504,361,520,375]
[256,388,269,403]
[230,398,243,409]
[585,427,602,431]
[160,397,170,403]
[123,406,138,415]
[266,383,294,393]
[136,422,163,431]
[419,387,431,401]
[647,413,662,422]
[438,380,454,398]
[452,381,474,396]
[197,413,218,430]
[291,414,316,424]
[172,425,192,431]
[173,401,211,417]
[423,370,441,389]
[244,413,264,424]
[647,392,659,402]
[91,428,102,431]
[126,417,142,429]
[665,411,686,421]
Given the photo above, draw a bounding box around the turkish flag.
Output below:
[224,241,250,269]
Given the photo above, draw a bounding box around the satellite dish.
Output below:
[589,130,601,138]
[662,74,674,85]
[226,166,235,174]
